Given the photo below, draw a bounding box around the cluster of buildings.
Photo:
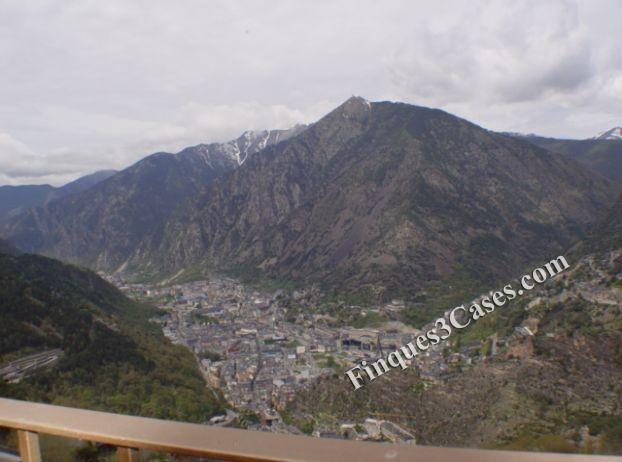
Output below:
[139,278,336,413]
[340,418,416,443]
[121,278,429,416]
[114,276,526,440]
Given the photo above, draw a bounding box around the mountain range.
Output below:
[2,97,622,454]
[2,126,303,274]
[507,134,622,184]
[3,97,619,305]
[0,170,117,223]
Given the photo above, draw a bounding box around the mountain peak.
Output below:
[340,95,372,111]
[316,96,372,132]
[593,127,622,140]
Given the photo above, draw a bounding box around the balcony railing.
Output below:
[1,398,621,462]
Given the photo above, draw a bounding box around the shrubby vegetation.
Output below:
[0,252,223,422]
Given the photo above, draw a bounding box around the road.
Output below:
[0,349,63,383]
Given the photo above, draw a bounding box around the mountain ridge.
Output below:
[593,127,622,141]
[0,169,117,223]
[3,126,304,269]
[503,134,622,184]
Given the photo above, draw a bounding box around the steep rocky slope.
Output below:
[153,98,618,301]
[4,98,618,303]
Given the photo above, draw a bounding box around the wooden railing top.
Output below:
[1,398,622,462]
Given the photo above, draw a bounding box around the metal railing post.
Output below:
[4,398,621,462]
[17,430,41,462]
[117,447,140,462]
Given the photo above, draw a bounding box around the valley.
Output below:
[108,276,419,421]
[3,4,622,460]
[106,263,585,445]
[2,97,622,456]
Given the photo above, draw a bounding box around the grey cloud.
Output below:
[0,0,620,185]
[389,1,600,104]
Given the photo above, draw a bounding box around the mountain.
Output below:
[47,169,118,201]
[593,127,622,141]
[0,238,18,256]
[504,135,622,184]
[499,131,539,139]
[225,126,307,165]
[0,184,54,222]
[5,98,618,305]
[147,98,617,300]
[0,170,117,222]
[579,193,622,255]
[286,197,622,454]
[0,247,223,421]
[3,127,304,270]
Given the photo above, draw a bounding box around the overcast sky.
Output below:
[1,0,620,186]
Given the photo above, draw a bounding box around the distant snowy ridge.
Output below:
[181,124,307,168]
[593,127,622,141]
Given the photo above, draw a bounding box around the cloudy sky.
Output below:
[1,0,620,186]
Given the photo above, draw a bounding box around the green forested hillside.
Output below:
[0,250,223,422]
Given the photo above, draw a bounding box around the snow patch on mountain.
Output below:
[177,124,308,168]
[593,127,622,140]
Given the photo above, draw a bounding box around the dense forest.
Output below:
[0,246,223,422]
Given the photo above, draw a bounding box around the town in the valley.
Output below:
[106,258,622,443]
[102,276,429,441]
[99,272,540,443]
[2,254,617,444]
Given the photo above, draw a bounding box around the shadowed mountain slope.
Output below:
[508,135,622,184]
[0,170,117,223]
[286,194,622,454]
